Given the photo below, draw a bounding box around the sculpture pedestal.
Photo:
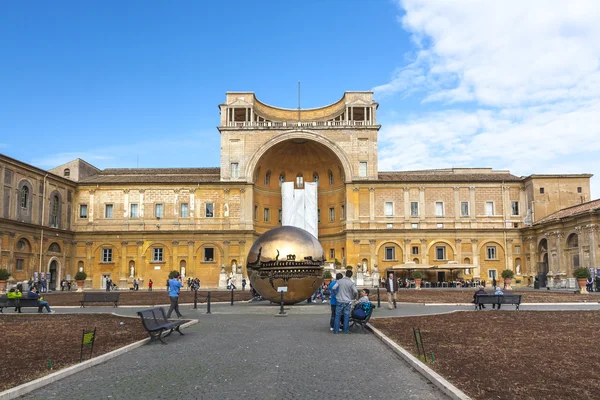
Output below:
[218,269,228,289]
[356,270,364,286]
[371,271,380,287]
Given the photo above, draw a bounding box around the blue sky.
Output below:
[1,0,599,198]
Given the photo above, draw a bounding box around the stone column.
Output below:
[119,241,128,289]
[420,239,428,265]
[454,186,460,221]
[403,187,410,225]
[469,186,476,228]
[136,241,144,287]
[455,239,462,264]
[404,239,411,263]
[8,232,16,274]
[187,241,195,277]
[554,233,564,274]
[239,240,246,275]
[223,240,230,272]
[369,239,378,285]
[123,189,130,218]
[527,236,537,277]
[85,241,93,289]
[139,189,145,218]
[353,188,360,224]
[172,241,179,277]
[575,227,585,271]
[369,187,375,222]
[419,187,425,221]
[589,225,598,270]
[471,239,480,280]
[88,190,95,222]
[506,238,514,271]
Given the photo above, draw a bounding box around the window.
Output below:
[17,240,26,251]
[180,203,189,218]
[514,245,521,254]
[16,259,24,271]
[254,205,258,220]
[20,186,29,208]
[513,222,519,228]
[540,187,545,194]
[359,162,367,177]
[278,209,282,223]
[435,246,446,260]
[279,173,285,187]
[264,170,271,186]
[329,249,335,259]
[130,203,139,218]
[318,209,321,223]
[384,202,394,217]
[155,203,163,218]
[487,246,497,260]
[437,223,444,229]
[411,223,419,229]
[79,204,88,218]
[329,207,335,222]
[204,247,214,262]
[461,201,469,217]
[386,223,393,228]
[102,248,113,263]
[313,172,319,186]
[264,208,270,222]
[511,201,519,216]
[205,203,214,218]
[412,246,419,255]
[63,168,70,177]
[153,248,163,262]
[577,186,582,193]
[410,202,419,217]
[231,163,239,179]
[485,201,494,216]
[50,195,59,227]
[435,201,444,217]
[328,170,334,185]
[341,205,345,220]
[573,254,580,268]
[105,204,113,219]
[385,246,395,260]
[488,269,497,279]
[295,173,304,189]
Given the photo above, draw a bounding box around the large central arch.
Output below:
[244,130,353,183]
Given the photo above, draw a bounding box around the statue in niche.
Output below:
[79,266,84,272]
[224,204,229,217]
[516,263,521,275]
[181,266,186,277]
[130,265,135,278]
[231,261,237,275]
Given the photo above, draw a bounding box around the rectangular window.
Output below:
[410,202,419,217]
[79,204,88,218]
[412,246,419,255]
[16,259,24,271]
[577,186,582,193]
[341,205,345,220]
[329,248,335,259]
[180,203,189,218]
[540,187,545,194]
[435,201,444,217]
[511,201,519,216]
[155,203,163,218]
[205,203,214,218]
[386,223,393,228]
[130,203,139,218]
[278,209,282,223]
[460,201,469,217]
[485,201,494,216]
[514,245,521,254]
[105,204,113,219]
[153,248,163,262]
[437,223,444,229]
[411,223,419,229]
[435,246,446,260]
[488,269,497,279]
[384,202,394,217]
[264,208,270,222]
[102,248,113,263]
[487,246,497,260]
[329,207,335,222]
[231,163,239,179]
[385,246,395,261]
[204,248,214,261]
[573,254,580,268]
[359,162,368,177]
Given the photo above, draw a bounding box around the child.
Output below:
[352,289,372,320]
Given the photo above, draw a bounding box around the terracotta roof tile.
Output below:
[377,170,521,182]
[535,199,600,225]
[80,168,221,184]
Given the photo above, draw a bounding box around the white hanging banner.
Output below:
[293,189,305,230]
[304,182,318,239]
[281,181,318,239]
[282,182,295,226]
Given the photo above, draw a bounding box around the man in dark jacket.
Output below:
[473,286,487,310]
[27,288,55,313]
[384,272,398,309]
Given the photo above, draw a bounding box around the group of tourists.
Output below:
[6,286,54,313]
[328,270,374,334]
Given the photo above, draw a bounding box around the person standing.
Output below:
[105,278,111,292]
[332,270,357,334]
[166,273,184,319]
[148,279,153,292]
[329,273,343,331]
[134,278,139,291]
[385,272,398,310]
[242,278,247,291]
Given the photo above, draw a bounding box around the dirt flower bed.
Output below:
[368,289,597,304]
[371,311,600,400]
[0,314,148,391]
[41,290,252,307]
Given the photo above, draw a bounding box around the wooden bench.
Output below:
[475,294,522,310]
[350,302,375,332]
[0,296,42,313]
[137,307,185,344]
[80,292,120,308]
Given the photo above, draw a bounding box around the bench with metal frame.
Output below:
[350,302,375,333]
[137,307,185,344]
[0,296,41,312]
[475,294,522,310]
[80,292,120,308]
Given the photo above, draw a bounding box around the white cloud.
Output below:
[375,0,600,199]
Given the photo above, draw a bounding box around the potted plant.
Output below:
[412,271,423,290]
[323,270,332,285]
[573,267,591,294]
[501,269,515,290]
[0,269,10,293]
[74,271,87,291]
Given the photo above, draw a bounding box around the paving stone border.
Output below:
[0,315,198,400]
[367,323,471,400]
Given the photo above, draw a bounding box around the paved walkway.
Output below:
[21,305,449,400]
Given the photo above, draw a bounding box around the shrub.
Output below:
[573,267,591,279]
[323,270,332,279]
[501,269,515,279]
[74,271,87,280]
[412,271,423,279]
[345,265,353,270]
[0,269,10,280]
[334,258,341,267]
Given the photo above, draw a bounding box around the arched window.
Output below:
[567,234,578,248]
[295,173,304,189]
[279,172,286,187]
[78,260,84,272]
[20,186,29,208]
[313,172,319,186]
[265,170,271,186]
[50,195,59,227]
[48,242,61,253]
[413,258,419,264]
[63,168,70,177]
[328,170,334,185]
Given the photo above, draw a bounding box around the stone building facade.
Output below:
[0,91,596,290]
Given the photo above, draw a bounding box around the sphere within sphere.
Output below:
[246,226,324,305]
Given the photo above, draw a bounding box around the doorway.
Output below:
[49,260,58,291]
[101,274,112,291]
[437,271,446,282]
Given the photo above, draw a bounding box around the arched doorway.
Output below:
[48,259,58,291]
[538,238,549,287]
